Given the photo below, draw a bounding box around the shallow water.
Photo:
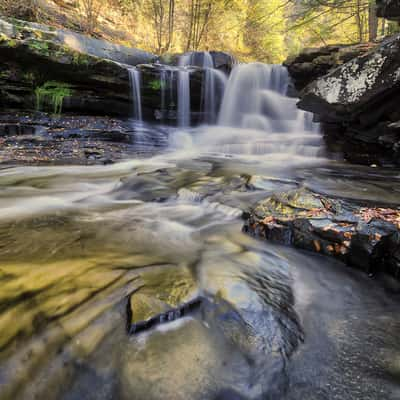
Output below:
[0,127,399,399]
[1,61,400,399]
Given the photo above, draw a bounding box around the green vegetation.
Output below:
[149,79,166,91]
[0,33,18,48]
[35,81,73,114]
[72,52,92,66]
[27,39,50,55]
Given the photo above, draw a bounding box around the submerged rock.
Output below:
[127,265,202,334]
[244,187,400,278]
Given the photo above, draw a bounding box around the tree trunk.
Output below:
[368,0,378,41]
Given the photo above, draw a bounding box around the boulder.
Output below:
[296,34,400,165]
[377,0,400,20]
[209,51,237,74]
[244,187,400,278]
[298,34,400,122]
[284,43,376,91]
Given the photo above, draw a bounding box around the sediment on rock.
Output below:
[244,188,400,280]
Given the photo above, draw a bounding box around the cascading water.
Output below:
[159,68,176,123]
[177,70,191,127]
[202,56,227,124]
[128,67,143,122]
[182,62,323,159]
[178,51,227,125]
[219,63,308,132]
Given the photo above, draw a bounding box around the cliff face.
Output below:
[0,17,151,116]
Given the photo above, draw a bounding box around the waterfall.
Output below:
[202,69,227,124]
[160,69,167,121]
[171,63,322,159]
[128,68,142,121]
[218,63,316,134]
[178,51,227,126]
[177,70,190,127]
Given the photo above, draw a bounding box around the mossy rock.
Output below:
[35,81,73,114]
[128,265,198,326]
[253,188,330,220]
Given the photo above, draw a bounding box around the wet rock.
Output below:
[0,112,163,165]
[284,43,376,91]
[137,64,206,123]
[209,51,237,74]
[156,50,236,74]
[245,187,400,279]
[126,265,200,334]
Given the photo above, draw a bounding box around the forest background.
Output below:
[1,0,399,62]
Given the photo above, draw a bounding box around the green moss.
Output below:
[35,81,73,114]
[72,52,91,66]
[0,33,18,48]
[27,39,50,56]
[149,79,165,91]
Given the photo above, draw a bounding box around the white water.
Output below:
[203,66,227,124]
[177,70,191,127]
[128,68,143,121]
[218,63,315,134]
[170,62,322,162]
[178,51,227,125]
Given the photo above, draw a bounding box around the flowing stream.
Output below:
[0,61,400,400]
[128,68,143,122]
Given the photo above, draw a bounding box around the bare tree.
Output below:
[0,0,39,21]
[185,0,214,51]
[80,0,102,35]
[144,0,175,53]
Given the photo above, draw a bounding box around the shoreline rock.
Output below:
[284,43,376,92]
[0,112,168,165]
[287,34,400,165]
[244,187,400,280]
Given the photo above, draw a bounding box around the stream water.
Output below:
[0,61,400,400]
